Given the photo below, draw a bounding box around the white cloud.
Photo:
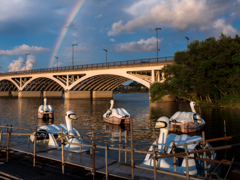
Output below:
[95,14,102,18]
[114,37,162,52]
[0,44,50,56]
[108,0,235,36]
[213,18,237,36]
[72,32,79,37]
[110,39,115,42]
[8,55,37,72]
[124,0,162,17]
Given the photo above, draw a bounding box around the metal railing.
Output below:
[2,121,238,180]
[0,56,174,76]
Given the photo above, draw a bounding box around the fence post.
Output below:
[130,117,134,180]
[61,127,65,174]
[92,131,95,180]
[10,124,12,142]
[33,126,37,167]
[125,130,127,163]
[153,145,157,180]
[184,144,190,180]
[172,141,177,172]
[202,131,208,177]
[119,128,121,162]
[105,144,108,180]
[6,126,9,162]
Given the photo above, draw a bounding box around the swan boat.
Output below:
[169,101,205,133]
[103,100,130,125]
[30,110,89,153]
[38,98,54,119]
[140,116,216,176]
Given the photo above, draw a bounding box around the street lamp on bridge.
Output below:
[103,49,108,66]
[23,53,30,71]
[155,28,161,61]
[185,37,189,46]
[72,44,78,67]
[55,56,58,69]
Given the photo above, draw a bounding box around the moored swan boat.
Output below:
[103,100,130,125]
[31,110,89,153]
[169,101,205,133]
[38,98,54,119]
[140,116,216,176]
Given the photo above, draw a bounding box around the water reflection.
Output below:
[0,93,240,162]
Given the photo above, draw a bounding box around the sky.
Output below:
[0,0,240,72]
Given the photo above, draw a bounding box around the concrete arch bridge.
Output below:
[0,57,173,99]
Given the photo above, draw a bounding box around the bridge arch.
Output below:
[69,72,150,91]
[21,77,65,91]
[0,79,19,91]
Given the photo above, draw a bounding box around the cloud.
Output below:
[110,39,115,42]
[95,14,102,18]
[108,0,235,36]
[8,55,37,72]
[124,0,162,17]
[72,32,79,37]
[213,18,237,36]
[114,37,162,52]
[0,44,50,56]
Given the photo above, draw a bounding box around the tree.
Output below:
[150,34,240,103]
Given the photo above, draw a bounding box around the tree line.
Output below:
[150,34,240,107]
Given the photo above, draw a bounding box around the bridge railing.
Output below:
[0,56,173,76]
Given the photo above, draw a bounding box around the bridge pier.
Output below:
[0,91,10,97]
[11,91,18,97]
[18,91,41,98]
[43,91,62,98]
[92,91,113,99]
[65,91,90,99]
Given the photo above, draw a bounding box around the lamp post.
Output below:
[0,66,2,73]
[72,44,78,67]
[23,53,30,71]
[185,37,189,46]
[55,56,58,70]
[103,49,108,66]
[155,28,161,61]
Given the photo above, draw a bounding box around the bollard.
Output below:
[172,141,176,172]
[153,145,157,180]
[92,131,95,180]
[105,144,108,180]
[125,130,127,163]
[202,131,207,177]
[61,128,65,174]
[184,144,190,180]
[33,127,37,167]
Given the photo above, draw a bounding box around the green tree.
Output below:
[150,34,240,104]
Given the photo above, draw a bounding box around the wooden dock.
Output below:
[0,141,204,180]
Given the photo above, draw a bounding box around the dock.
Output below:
[0,141,194,180]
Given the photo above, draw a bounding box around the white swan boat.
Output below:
[38,98,54,119]
[140,116,216,176]
[103,100,130,125]
[169,101,205,133]
[31,110,89,153]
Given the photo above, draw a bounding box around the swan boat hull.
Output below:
[38,112,53,119]
[103,116,130,125]
[169,122,205,133]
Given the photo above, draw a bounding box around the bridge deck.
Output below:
[0,57,174,77]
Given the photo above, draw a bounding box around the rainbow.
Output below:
[49,0,86,68]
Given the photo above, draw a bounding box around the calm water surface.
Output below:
[0,93,240,164]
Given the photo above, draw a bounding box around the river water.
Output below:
[0,93,239,164]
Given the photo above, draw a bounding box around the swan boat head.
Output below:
[65,110,77,135]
